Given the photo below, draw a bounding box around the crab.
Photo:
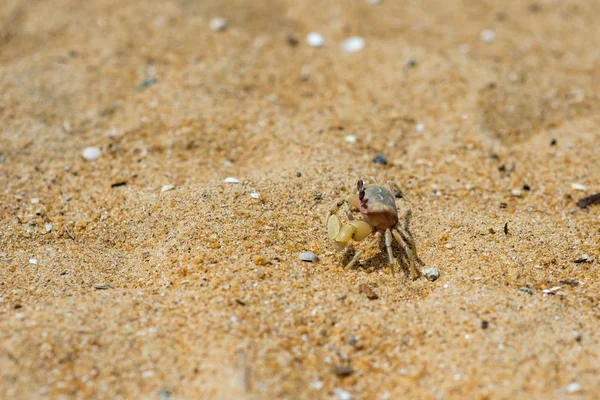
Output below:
[326,179,423,279]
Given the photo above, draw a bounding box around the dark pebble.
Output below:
[550,138,557,146]
[498,165,506,172]
[372,153,388,165]
[333,366,354,378]
[523,184,531,191]
[481,320,489,329]
[296,172,302,177]
[111,181,127,188]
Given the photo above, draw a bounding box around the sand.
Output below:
[1,0,599,398]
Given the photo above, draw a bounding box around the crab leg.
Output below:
[391,228,421,280]
[384,229,396,275]
[344,232,381,270]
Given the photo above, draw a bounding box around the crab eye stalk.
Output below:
[357,180,365,200]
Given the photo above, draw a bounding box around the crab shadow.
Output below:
[340,238,417,278]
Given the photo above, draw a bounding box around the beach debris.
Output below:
[82,146,101,161]
[576,192,600,208]
[45,223,53,232]
[138,77,158,89]
[519,287,534,295]
[250,192,260,199]
[344,134,357,144]
[235,299,246,306]
[111,181,127,188]
[93,283,114,290]
[504,222,509,235]
[161,184,175,192]
[480,29,496,42]
[559,279,579,286]
[307,32,325,47]
[340,37,365,53]
[299,252,319,262]
[334,388,353,400]
[29,259,38,265]
[358,283,379,300]
[421,267,440,282]
[574,254,591,263]
[542,286,561,295]
[372,153,388,165]
[333,365,354,378]
[224,177,240,183]
[566,382,581,393]
[209,17,228,32]
[286,34,299,47]
[571,183,587,191]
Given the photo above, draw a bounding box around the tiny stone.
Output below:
[334,388,353,400]
[209,17,227,32]
[82,146,101,161]
[566,383,581,393]
[307,32,325,48]
[300,66,310,81]
[550,138,557,146]
[29,259,38,265]
[253,255,270,265]
[372,153,388,165]
[511,189,522,197]
[296,172,302,177]
[422,267,440,281]
[367,0,381,4]
[519,287,534,295]
[523,184,531,191]
[224,177,240,183]
[45,223,53,232]
[415,123,425,133]
[358,283,379,300]
[344,135,356,144]
[480,29,496,42]
[481,320,489,329]
[333,366,354,378]
[93,283,114,290]
[571,183,587,191]
[444,243,454,249]
[31,198,41,204]
[250,192,260,199]
[543,286,561,295]
[299,252,319,262]
[340,37,365,53]
[286,34,299,47]
[161,184,175,192]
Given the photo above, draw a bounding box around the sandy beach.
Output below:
[1,0,599,398]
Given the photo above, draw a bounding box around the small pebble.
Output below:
[253,255,270,265]
[161,184,175,192]
[523,184,531,191]
[82,146,101,161]
[334,388,353,400]
[367,0,381,4]
[344,135,357,144]
[340,37,365,53]
[299,252,319,262]
[421,267,440,281]
[300,66,310,81]
[358,283,379,300]
[543,286,561,295]
[224,177,240,183]
[333,366,354,377]
[415,123,425,133]
[29,259,38,265]
[31,198,41,204]
[566,383,581,393]
[480,29,496,42]
[444,243,454,249]
[519,287,534,295]
[45,223,53,232]
[307,32,325,47]
[372,153,388,165]
[209,17,228,32]
[250,192,260,199]
[571,183,587,191]
[511,189,523,197]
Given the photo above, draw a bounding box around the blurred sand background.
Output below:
[1,0,599,398]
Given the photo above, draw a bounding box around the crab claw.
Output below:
[328,215,373,250]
